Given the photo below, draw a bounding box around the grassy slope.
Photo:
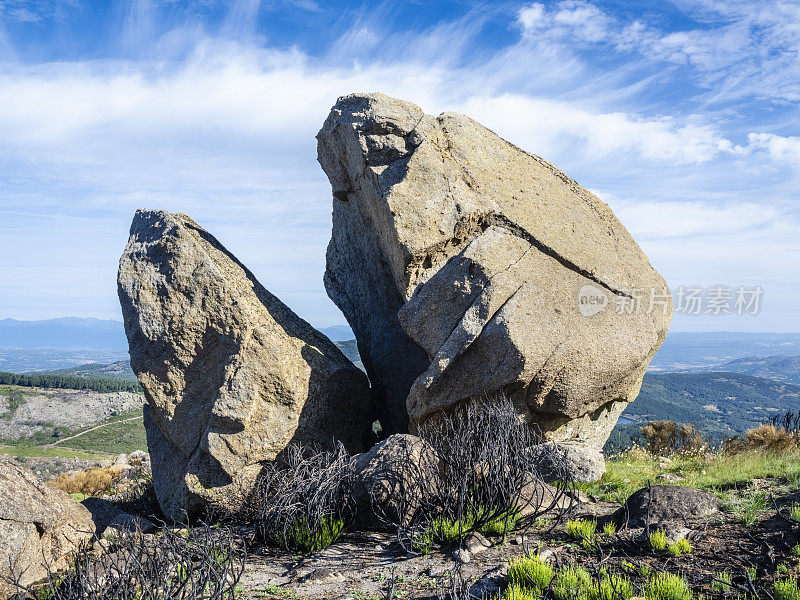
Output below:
[582,447,800,505]
[61,410,147,454]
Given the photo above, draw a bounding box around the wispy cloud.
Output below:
[517,0,800,104]
[0,1,797,331]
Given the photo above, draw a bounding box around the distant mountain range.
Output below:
[321,325,355,341]
[0,317,354,349]
[0,318,128,351]
[717,355,800,385]
[0,318,356,371]
[648,332,800,371]
[5,318,800,450]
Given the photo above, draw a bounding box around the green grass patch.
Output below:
[429,508,519,543]
[411,529,434,555]
[775,577,800,600]
[553,565,592,600]
[667,538,692,557]
[581,448,800,504]
[506,558,640,600]
[566,519,597,550]
[501,584,538,600]
[275,515,344,554]
[725,491,771,525]
[712,571,732,594]
[0,444,109,459]
[58,411,146,454]
[791,503,800,521]
[507,554,554,593]
[649,529,667,552]
[595,571,634,600]
[646,572,693,600]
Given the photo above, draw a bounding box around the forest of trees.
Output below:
[0,371,142,393]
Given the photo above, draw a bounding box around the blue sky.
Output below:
[0,0,798,332]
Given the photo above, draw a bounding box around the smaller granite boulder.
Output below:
[80,497,156,538]
[516,475,573,518]
[463,531,491,554]
[612,485,722,528]
[350,434,438,528]
[0,459,95,598]
[529,442,606,483]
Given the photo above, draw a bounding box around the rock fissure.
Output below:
[484,213,633,299]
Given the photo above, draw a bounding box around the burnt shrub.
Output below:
[6,523,245,600]
[250,442,354,553]
[380,397,571,550]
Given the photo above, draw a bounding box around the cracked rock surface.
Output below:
[118,209,373,520]
[317,92,671,447]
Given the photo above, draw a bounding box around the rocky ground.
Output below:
[7,445,800,599]
[233,476,800,599]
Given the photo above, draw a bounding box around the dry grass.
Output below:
[725,424,798,454]
[640,420,709,456]
[48,466,121,497]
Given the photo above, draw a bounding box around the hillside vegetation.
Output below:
[720,355,800,385]
[0,371,141,392]
[0,384,146,456]
[608,372,800,450]
[43,360,137,381]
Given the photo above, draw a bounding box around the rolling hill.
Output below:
[42,360,137,381]
[608,372,800,451]
[716,355,800,385]
[647,332,800,371]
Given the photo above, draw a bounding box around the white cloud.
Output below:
[516,0,800,104]
[457,94,740,165]
[518,2,612,43]
[0,45,746,170]
[0,3,798,330]
[747,133,800,164]
[597,195,782,241]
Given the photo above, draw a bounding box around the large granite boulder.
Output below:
[317,93,671,447]
[118,209,373,520]
[0,459,94,598]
